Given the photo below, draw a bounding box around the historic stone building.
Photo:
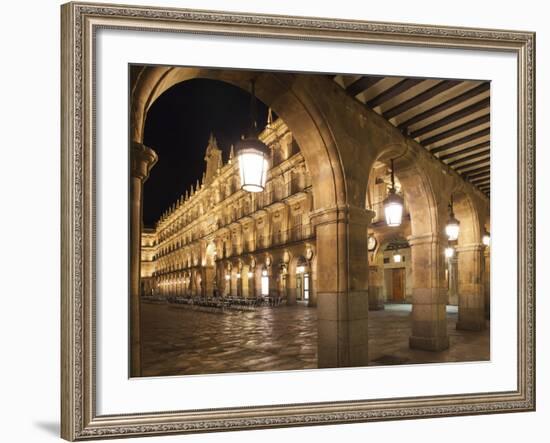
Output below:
[140,117,317,307]
[131,66,491,374]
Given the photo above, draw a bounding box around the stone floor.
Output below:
[140,301,489,377]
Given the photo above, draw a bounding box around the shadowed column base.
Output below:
[287,288,297,305]
[368,286,385,310]
[409,335,449,351]
[457,319,486,331]
[317,290,369,368]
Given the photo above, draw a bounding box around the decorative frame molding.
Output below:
[61,2,535,440]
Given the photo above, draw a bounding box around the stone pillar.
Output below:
[308,260,317,307]
[204,267,215,297]
[249,271,256,299]
[484,248,490,319]
[236,272,243,298]
[368,265,384,310]
[456,244,486,331]
[287,271,297,305]
[311,206,373,368]
[130,142,157,377]
[408,234,449,351]
[447,256,459,306]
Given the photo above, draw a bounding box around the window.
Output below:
[303,273,310,301]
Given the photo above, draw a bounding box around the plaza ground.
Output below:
[140,302,489,377]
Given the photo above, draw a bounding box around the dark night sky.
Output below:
[142,78,270,227]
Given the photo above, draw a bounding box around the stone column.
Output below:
[130,142,157,377]
[484,248,490,319]
[236,272,243,298]
[408,234,449,351]
[204,267,215,297]
[447,256,459,306]
[456,243,486,331]
[249,271,256,299]
[287,271,297,305]
[368,265,384,310]
[308,259,317,307]
[311,205,373,368]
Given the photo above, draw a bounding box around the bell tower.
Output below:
[204,132,223,185]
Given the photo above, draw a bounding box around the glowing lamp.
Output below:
[393,252,402,263]
[235,137,270,192]
[445,246,455,258]
[383,158,404,227]
[482,232,490,246]
[384,192,404,227]
[445,195,460,241]
[234,79,270,193]
[445,216,460,241]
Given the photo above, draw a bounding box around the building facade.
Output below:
[140,118,317,306]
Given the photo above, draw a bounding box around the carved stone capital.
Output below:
[406,233,446,247]
[455,243,484,253]
[310,205,375,228]
[131,141,158,181]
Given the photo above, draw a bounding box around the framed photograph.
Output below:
[61,1,535,440]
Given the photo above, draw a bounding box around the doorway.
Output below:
[391,268,405,302]
[296,273,310,302]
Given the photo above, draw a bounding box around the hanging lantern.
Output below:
[383,158,404,227]
[482,231,491,246]
[235,79,270,193]
[445,246,455,258]
[445,195,460,241]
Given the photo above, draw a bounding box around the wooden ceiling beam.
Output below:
[446,148,490,166]
[367,78,425,108]
[455,157,491,172]
[383,80,462,119]
[345,75,385,96]
[410,97,490,138]
[471,180,490,188]
[467,169,491,181]
[438,141,490,161]
[421,114,490,146]
[398,82,490,130]
[430,128,490,155]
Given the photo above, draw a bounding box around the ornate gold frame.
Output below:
[61,2,536,440]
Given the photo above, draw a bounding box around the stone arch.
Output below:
[367,141,451,351]
[131,67,347,210]
[205,242,217,267]
[452,189,482,246]
[448,188,487,331]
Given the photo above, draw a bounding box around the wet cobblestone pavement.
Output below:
[140,302,489,377]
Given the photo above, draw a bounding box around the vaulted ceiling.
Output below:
[332,75,490,197]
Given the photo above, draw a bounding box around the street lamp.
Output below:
[384,158,404,227]
[445,246,455,258]
[482,231,491,246]
[445,195,460,241]
[235,79,270,193]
